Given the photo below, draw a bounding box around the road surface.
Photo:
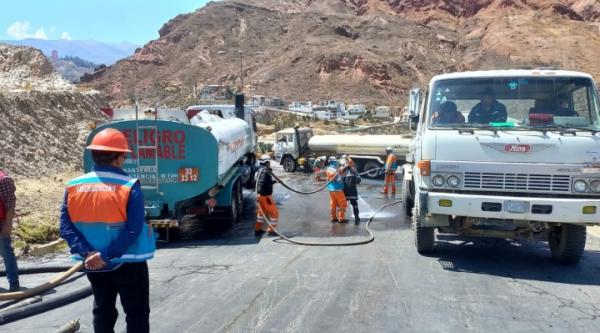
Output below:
[3,167,600,332]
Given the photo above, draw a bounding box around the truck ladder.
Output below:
[135,104,160,193]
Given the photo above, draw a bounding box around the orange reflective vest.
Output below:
[385,154,398,173]
[66,171,155,263]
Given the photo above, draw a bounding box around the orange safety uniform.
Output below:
[326,165,347,221]
[256,195,279,232]
[256,167,279,233]
[383,153,398,194]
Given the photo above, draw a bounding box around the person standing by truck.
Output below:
[340,159,361,224]
[60,128,155,333]
[0,169,20,292]
[326,157,348,223]
[255,155,279,236]
[382,147,398,195]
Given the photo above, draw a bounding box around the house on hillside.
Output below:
[200,85,233,101]
[345,104,366,120]
[288,101,313,113]
[373,106,391,118]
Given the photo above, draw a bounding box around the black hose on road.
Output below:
[257,168,402,246]
[0,266,76,277]
[0,285,92,325]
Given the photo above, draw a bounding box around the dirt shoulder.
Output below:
[12,171,81,249]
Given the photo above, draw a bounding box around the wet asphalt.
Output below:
[3,164,600,332]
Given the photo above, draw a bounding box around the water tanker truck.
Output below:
[86,98,257,239]
[273,126,411,178]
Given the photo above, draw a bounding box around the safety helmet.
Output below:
[328,156,337,163]
[259,154,271,162]
[385,146,393,153]
[86,128,131,153]
[341,154,348,159]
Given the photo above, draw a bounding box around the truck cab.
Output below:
[403,69,600,263]
[273,127,313,172]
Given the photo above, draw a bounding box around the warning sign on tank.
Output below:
[179,168,199,182]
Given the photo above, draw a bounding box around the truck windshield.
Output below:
[427,76,600,130]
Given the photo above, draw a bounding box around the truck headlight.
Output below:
[574,179,589,193]
[447,175,461,188]
[591,180,600,193]
[432,175,445,187]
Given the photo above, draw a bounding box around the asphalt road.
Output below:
[3,167,600,332]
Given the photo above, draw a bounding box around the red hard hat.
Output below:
[86,128,131,153]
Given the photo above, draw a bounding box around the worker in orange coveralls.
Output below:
[382,147,398,195]
[326,156,348,223]
[255,155,279,236]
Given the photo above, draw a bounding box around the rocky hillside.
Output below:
[82,0,600,107]
[0,44,106,177]
[50,57,96,83]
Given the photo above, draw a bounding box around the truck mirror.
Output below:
[408,88,421,118]
[409,116,419,131]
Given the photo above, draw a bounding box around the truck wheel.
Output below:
[548,224,586,264]
[413,205,435,254]
[401,179,414,219]
[362,161,381,178]
[241,156,256,189]
[282,156,297,172]
[229,181,242,224]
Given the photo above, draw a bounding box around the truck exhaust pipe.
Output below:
[235,94,245,120]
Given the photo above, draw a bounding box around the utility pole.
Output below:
[239,50,244,94]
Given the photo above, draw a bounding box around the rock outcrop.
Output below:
[81,0,600,107]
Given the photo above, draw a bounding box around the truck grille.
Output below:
[463,173,571,192]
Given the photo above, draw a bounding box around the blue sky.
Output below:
[1,0,214,45]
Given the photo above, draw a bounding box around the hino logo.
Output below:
[504,144,531,153]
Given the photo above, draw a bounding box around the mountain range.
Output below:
[80,0,600,107]
[1,38,139,65]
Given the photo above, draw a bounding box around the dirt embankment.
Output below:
[0,44,108,248]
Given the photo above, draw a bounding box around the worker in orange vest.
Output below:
[60,128,155,333]
[382,147,398,195]
[326,157,348,223]
[255,155,279,236]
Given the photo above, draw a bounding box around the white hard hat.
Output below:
[328,156,337,162]
[260,154,271,162]
[385,146,393,152]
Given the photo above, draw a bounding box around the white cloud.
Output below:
[5,20,48,40]
[6,21,31,39]
[60,31,72,40]
[33,28,48,39]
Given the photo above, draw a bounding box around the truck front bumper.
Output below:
[426,191,600,224]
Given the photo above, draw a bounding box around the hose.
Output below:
[0,265,76,277]
[268,167,382,195]
[0,262,84,301]
[56,319,81,333]
[0,285,92,325]
[256,167,402,246]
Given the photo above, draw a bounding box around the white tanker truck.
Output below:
[273,127,411,178]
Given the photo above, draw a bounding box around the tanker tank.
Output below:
[190,111,253,179]
[308,135,411,156]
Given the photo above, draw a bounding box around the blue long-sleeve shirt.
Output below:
[59,165,145,262]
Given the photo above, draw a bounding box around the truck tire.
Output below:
[362,161,381,179]
[241,156,256,189]
[228,181,242,224]
[401,179,414,219]
[413,205,435,254]
[548,224,586,264]
[282,156,297,172]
